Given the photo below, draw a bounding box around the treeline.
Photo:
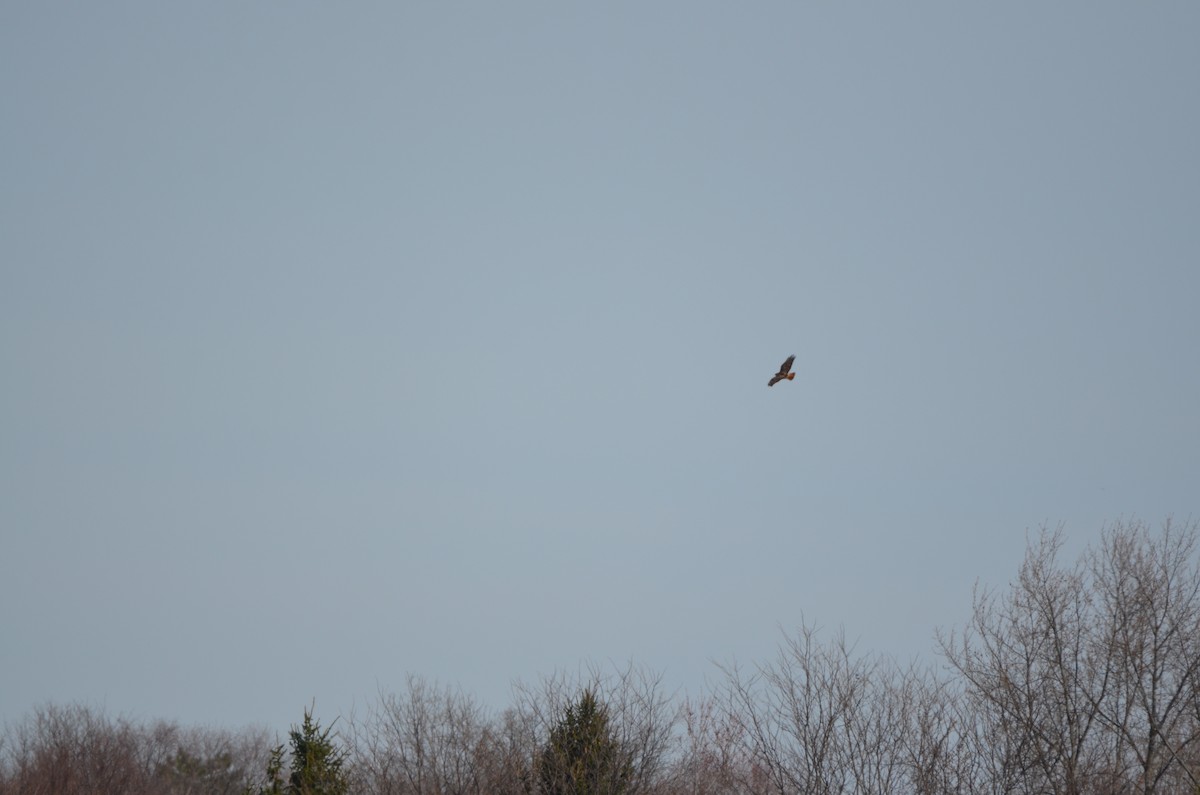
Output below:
[2,518,1199,794]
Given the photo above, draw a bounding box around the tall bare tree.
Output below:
[1088,518,1200,793]
[719,622,926,794]
[347,675,489,795]
[939,526,1108,794]
[939,519,1200,794]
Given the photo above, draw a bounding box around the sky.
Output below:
[2,3,1198,736]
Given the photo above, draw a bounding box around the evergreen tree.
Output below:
[537,689,630,795]
[248,707,348,795]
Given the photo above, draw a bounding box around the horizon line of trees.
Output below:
[2,517,1199,794]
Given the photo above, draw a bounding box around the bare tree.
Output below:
[156,722,275,795]
[939,519,1200,794]
[598,665,677,794]
[0,702,152,795]
[898,671,975,795]
[938,526,1109,795]
[1088,518,1200,793]
[0,703,270,795]
[719,622,920,795]
[348,675,489,795]
[664,694,757,795]
[474,705,539,795]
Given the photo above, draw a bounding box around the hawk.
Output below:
[768,354,796,387]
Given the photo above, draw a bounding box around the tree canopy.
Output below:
[537,688,631,795]
[250,706,349,795]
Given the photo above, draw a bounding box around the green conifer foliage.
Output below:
[248,707,348,795]
[537,689,630,795]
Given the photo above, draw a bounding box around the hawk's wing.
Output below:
[767,355,795,387]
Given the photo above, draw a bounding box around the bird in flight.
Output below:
[768,355,796,387]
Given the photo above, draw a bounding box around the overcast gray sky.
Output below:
[3,2,1198,734]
